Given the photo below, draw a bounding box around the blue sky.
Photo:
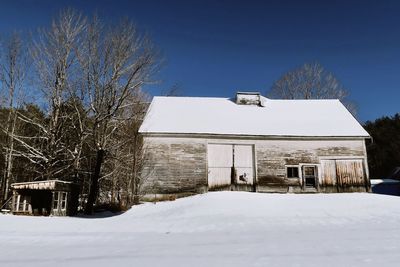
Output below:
[0,0,399,122]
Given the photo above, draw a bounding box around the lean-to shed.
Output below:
[139,92,371,196]
[11,180,79,216]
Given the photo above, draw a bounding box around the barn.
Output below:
[139,92,370,196]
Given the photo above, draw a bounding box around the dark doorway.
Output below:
[303,166,317,188]
[30,190,52,216]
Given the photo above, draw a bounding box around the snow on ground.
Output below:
[371,178,400,185]
[1,192,400,266]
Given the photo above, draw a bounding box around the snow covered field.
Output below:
[1,192,400,266]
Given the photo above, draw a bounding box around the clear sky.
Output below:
[0,0,399,122]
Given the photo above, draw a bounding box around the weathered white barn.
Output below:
[139,92,370,196]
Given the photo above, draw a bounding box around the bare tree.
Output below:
[268,62,357,115]
[103,90,153,207]
[0,10,158,213]
[0,33,27,204]
[80,17,158,214]
[11,9,87,181]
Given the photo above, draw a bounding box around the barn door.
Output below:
[207,144,233,189]
[319,159,366,190]
[320,160,337,186]
[336,159,365,187]
[207,144,254,189]
[234,145,254,185]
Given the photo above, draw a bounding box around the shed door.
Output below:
[207,144,233,189]
[234,145,254,185]
[336,159,365,186]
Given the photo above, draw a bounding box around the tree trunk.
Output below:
[1,109,17,205]
[3,112,17,202]
[85,148,104,214]
[132,134,140,205]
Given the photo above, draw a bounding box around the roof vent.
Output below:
[235,92,261,106]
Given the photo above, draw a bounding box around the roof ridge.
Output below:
[153,96,229,100]
[153,96,340,102]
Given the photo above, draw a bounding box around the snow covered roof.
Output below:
[11,180,74,191]
[139,96,370,137]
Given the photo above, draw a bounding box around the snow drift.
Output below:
[1,192,400,266]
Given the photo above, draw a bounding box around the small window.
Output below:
[286,166,299,178]
[53,192,59,210]
[304,166,315,177]
[61,192,67,210]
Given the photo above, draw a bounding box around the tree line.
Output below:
[364,114,400,179]
[0,9,158,213]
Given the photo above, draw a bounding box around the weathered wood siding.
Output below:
[255,139,368,192]
[143,137,207,194]
[142,136,369,195]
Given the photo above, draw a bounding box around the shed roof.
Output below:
[139,96,370,138]
[11,180,74,191]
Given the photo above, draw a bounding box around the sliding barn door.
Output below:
[320,160,337,186]
[336,159,365,186]
[207,144,255,189]
[207,144,233,189]
[319,159,366,189]
[234,145,254,185]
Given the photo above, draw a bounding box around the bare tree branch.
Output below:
[79,17,158,213]
[268,62,357,116]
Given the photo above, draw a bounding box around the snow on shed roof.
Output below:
[139,96,370,137]
[11,180,74,191]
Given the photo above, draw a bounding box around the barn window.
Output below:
[286,166,299,178]
[304,166,315,177]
